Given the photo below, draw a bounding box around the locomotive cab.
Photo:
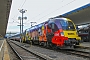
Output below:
[47,18,81,47]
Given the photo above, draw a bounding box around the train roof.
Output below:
[25,20,50,32]
[9,33,20,38]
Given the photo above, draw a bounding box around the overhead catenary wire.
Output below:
[11,0,76,26]
[24,0,65,24]
[36,0,76,21]
[11,0,75,24]
[11,0,27,23]
[8,18,20,24]
[20,0,27,9]
[24,0,76,24]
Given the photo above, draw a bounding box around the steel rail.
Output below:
[6,40,24,60]
[61,49,90,58]
[8,40,53,60]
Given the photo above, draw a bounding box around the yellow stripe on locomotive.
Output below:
[63,18,81,40]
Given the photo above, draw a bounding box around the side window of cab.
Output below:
[51,23,54,29]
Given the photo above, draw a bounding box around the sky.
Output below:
[6,0,90,33]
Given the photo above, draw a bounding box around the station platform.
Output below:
[0,39,10,60]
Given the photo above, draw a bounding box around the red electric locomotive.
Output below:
[23,17,81,48]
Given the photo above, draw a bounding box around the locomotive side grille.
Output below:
[68,33,74,35]
[63,30,78,38]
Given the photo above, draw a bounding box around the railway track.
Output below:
[7,40,89,60]
[62,49,90,58]
[70,46,90,58]
[8,42,23,60]
[74,45,90,50]
[7,40,53,60]
[35,43,90,58]
[49,46,90,58]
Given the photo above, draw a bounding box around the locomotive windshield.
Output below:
[59,20,75,30]
[48,18,76,32]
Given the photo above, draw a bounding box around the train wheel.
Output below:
[29,41,32,46]
[49,43,53,48]
[43,42,47,47]
[39,41,42,46]
[46,42,49,48]
[52,44,57,50]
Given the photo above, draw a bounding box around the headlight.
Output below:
[60,32,64,36]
